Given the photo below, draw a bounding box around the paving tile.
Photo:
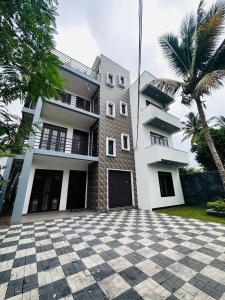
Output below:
[1,210,225,299]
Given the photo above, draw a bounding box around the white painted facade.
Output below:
[130,71,189,210]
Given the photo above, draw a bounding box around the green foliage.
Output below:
[208,199,225,212]
[0,0,64,104]
[154,0,225,103]
[179,167,201,175]
[191,127,225,170]
[0,104,37,156]
[215,115,225,129]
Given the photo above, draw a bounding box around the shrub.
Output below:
[207,199,225,212]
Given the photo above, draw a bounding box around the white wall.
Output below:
[22,156,88,214]
[130,71,186,210]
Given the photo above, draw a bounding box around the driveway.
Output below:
[0,209,225,299]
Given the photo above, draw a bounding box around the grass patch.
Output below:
[156,205,225,224]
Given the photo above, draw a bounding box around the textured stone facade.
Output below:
[96,55,137,212]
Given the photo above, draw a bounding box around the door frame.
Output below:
[106,168,135,210]
[28,169,64,213]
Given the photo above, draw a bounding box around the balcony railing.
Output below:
[53,49,101,81]
[34,132,98,157]
[54,91,99,114]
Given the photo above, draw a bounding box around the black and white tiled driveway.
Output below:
[1,210,225,300]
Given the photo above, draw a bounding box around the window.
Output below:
[121,134,130,151]
[106,72,114,87]
[106,138,116,157]
[118,74,126,88]
[120,101,128,116]
[158,172,175,197]
[106,101,115,118]
[150,132,168,147]
[40,124,67,152]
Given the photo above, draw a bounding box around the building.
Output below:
[0,50,137,223]
[129,71,189,210]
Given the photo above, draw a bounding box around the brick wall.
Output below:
[97,55,137,211]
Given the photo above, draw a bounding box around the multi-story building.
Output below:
[0,52,189,223]
[0,50,137,223]
[129,71,189,210]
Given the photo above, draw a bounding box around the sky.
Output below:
[10,0,225,166]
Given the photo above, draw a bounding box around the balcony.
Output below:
[33,132,98,162]
[141,83,174,105]
[53,49,101,84]
[141,104,181,133]
[144,144,189,167]
[54,90,99,115]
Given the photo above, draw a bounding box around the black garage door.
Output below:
[108,170,132,208]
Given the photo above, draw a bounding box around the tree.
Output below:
[192,128,225,170]
[0,0,64,104]
[181,112,202,144]
[153,0,225,188]
[181,112,215,144]
[215,115,225,129]
[179,167,202,175]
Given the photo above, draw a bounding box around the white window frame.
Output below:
[106,138,116,157]
[106,72,114,87]
[106,101,115,118]
[118,74,126,88]
[121,134,130,151]
[120,101,128,116]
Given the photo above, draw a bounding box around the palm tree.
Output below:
[153,0,225,188]
[215,115,225,129]
[182,112,215,143]
[181,112,202,144]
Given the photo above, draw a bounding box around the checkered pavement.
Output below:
[1,209,225,299]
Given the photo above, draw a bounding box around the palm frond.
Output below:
[151,78,183,96]
[159,34,190,76]
[205,39,225,73]
[214,115,225,128]
[195,70,225,97]
[180,14,196,69]
[192,0,225,75]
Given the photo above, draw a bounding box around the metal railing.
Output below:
[53,49,101,81]
[54,91,99,115]
[34,132,98,157]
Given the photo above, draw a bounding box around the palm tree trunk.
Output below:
[196,99,225,189]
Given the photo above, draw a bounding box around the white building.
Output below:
[130,71,189,210]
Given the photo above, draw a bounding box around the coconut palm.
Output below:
[215,115,225,129]
[181,112,202,144]
[153,0,225,188]
[182,112,215,143]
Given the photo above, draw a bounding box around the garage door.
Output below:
[108,170,132,208]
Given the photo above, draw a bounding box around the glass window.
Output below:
[150,132,168,147]
[121,134,130,150]
[120,102,128,116]
[107,102,115,118]
[158,172,175,197]
[106,138,116,156]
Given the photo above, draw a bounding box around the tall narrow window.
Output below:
[120,101,128,116]
[158,172,175,197]
[106,101,115,118]
[106,138,116,157]
[106,72,114,87]
[121,134,130,151]
[118,74,126,88]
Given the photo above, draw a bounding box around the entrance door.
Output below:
[28,170,63,213]
[66,171,86,210]
[108,170,132,208]
[72,130,89,155]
